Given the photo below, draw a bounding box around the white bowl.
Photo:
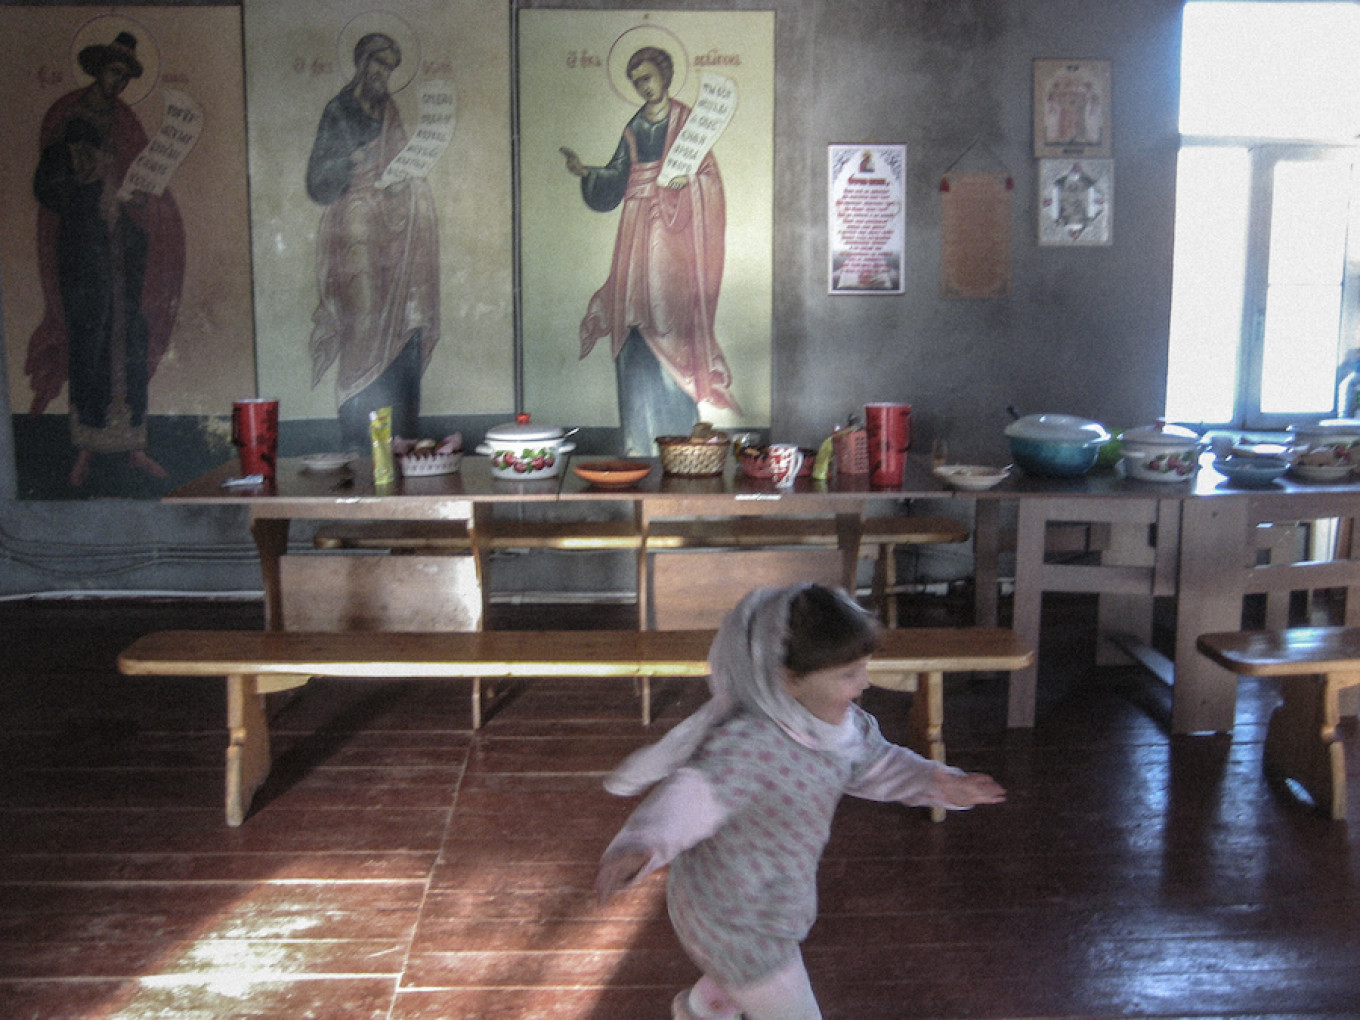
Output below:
[1119,421,1201,483]
[398,450,463,477]
[301,452,358,472]
[933,464,1010,490]
[1289,461,1352,483]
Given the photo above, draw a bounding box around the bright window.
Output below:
[1165,2,1360,429]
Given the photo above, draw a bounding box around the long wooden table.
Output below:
[167,450,1360,735]
[166,454,935,633]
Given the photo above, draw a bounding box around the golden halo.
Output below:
[69,13,160,108]
[607,24,689,106]
[335,10,419,95]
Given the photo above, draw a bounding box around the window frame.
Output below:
[1171,136,1360,431]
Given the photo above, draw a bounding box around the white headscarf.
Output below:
[604,583,868,796]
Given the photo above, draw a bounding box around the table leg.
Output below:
[250,517,291,632]
[1173,496,1249,734]
[973,499,1001,628]
[834,512,864,596]
[471,503,496,627]
[633,500,646,630]
[1007,499,1047,728]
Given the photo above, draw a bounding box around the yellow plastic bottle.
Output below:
[369,407,396,489]
[811,432,836,481]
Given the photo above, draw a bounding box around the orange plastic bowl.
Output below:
[572,459,652,488]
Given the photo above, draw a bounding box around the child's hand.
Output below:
[935,770,1006,809]
[595,845,652,903]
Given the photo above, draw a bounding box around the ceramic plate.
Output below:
[1214,456,1288,487]
[933,464,1010,491]
[573,460,652,488]
[301,452,357,472]
[1289,462,1353,483]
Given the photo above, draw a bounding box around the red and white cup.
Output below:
[767,443,805,487]
[864,402,912,488]
[231,399,279,479]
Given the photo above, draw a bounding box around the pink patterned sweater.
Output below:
[604,703,960,985]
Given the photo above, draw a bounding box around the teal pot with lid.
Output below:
[1004,413,1111,478]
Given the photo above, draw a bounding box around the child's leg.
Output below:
[725,952,822,1020]
[675,975,741,1019]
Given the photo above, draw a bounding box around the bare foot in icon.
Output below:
[69,449,93,488]
[129,450,169,479]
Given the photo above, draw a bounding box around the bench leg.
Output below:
[903,671,947,823]
[1263,673,1349,820]
[225,674,272,827]
[641,677,651,726]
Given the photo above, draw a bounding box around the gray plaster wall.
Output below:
[0,0,1182,598]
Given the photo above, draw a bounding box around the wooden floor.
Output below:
[1,592,1357,1019]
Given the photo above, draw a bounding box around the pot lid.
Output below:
[1121,419,1201,446]
[1289,418,1360,439]
[1004,413,1110,445]
[485,413,566,443]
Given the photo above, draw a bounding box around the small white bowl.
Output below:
[398,450,463,477]
[933,464,1010,491]
[301,452,358,472]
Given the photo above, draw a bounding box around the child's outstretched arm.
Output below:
[595,767,732,903]
[931,768,1006,808]
[846,711,1006,811]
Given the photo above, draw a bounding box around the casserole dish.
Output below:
[476,414,576,480]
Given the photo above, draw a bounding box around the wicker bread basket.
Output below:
[656,423,730,476]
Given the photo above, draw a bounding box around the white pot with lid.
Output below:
[1119,420,1202,482]
[476,413,577,479]
[1286,418,1360,468]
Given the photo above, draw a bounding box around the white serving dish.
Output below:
[301,452,358,472]
[1214,454,1288,487]
[1119,421,1201,483]
[933,464,1010,490]
[476,414,576,480]
[1286,420,1360,479]
[1289,462,1352,483]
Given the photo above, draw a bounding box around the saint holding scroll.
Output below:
[28,30,186,487]
[561,46,740,457]
[306,31,441,450]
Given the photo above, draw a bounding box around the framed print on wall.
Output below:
[1038,158,1112,246]
[828,143,907,295]
[1033,59,1111,159]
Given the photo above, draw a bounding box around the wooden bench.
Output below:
[1197,626,1360,820]
[118,626,1032,826]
